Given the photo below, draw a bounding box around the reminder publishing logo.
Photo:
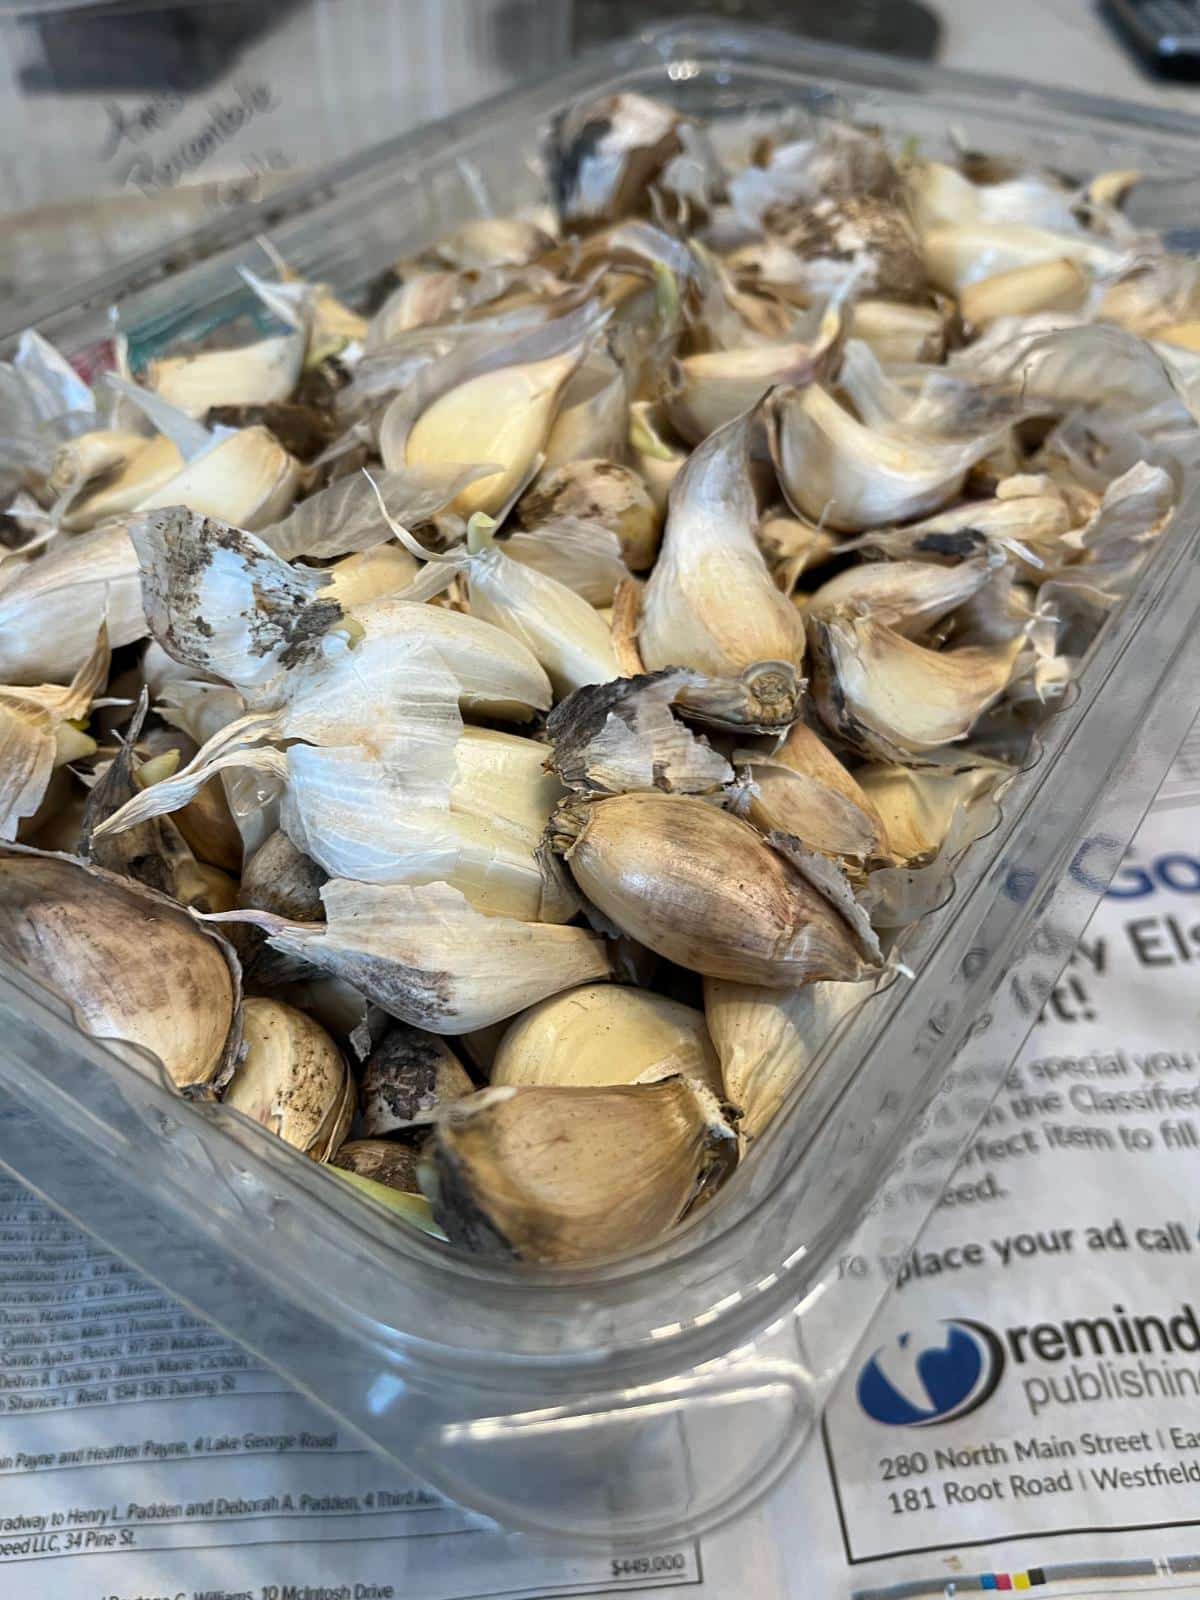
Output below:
[857,1318,1007,1427]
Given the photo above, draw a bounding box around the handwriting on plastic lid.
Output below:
[100,82,281,194]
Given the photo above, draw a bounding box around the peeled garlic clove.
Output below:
[216,878,612,1034]
[804,554,996,636]
[767,383,999,533]
[922,222,1119,294]
[146,333,305,419]
[549,92,685,228]
[0,847,240,1088]
[553,793,877,986]
[542,351,628,468]
[324,544,419,607]
[847,299,947,364]
[810,613,1023,761]
[136,425,301,532]
[223,997,349,1159]
[629,401,685,513]
[359,1023,473,1135]
[704,976,866,1140]
[639,411,806,721]
[400,349,582,519]
[545,669,733,797]
[492,983,723,1095]
[665,343,818,445]
[239,829,327,922]
[449,725,565,837]
[0,525,146,685]
[423,1077,735,1264]
[516,458,661,572]
[959,258,1089,326]
[436,217,553,269]
[854,762,1003,863]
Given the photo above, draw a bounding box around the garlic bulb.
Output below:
[553,792,878,986]
[639,411,806,725]
[492,983,723,1095]
[422,1077,735,1264]
[516,459,661,572]
[0,848,240,1088]
[224,997,351,1160]
[810,612,1023,760]
[704,976,867,1139]
[359,1023,474,1135]
[217,878,612,1033]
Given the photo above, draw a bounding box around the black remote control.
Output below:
[1102,0,1200,79]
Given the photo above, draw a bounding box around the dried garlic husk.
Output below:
[810,613,1023,760]
[767,383,1001,532]
[239,829,327,922]
[639,411,806,723]
[854,763,1005,863]
[545,670,732,797]
[359,1023,473,1135]
[147,333,305,419]
[499,517,628,605]
[804,554,997,636]
[259,463,490,561]
[223,997,351,1160]
[135,424,301,531]
[0,847,240,1087]
[516,459,661,572]
[492,983,723,1095]
[704,976,867,1140]
[553,792,878,986]
[549,92,685,228]
[0,624,108,840]
[214,879,612,1034]
[423,1077,735,1264]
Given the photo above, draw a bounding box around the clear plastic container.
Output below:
[3,17,1200,1548]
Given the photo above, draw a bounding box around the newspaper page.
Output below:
[1,721,1199,1599]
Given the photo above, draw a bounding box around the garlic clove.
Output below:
[804,554,997,637]
[846,299,947,364]
[548,92,685,228]
[757,509,838,593]
[542,350,628,467]
[239,829,327,922]
[704,976,867,1140]
[323,544,420,608]
[146,333,305,419]
[810,612,1023,760]
[0,846,241,1088]
[552,792,879,986]
[134,424,301,531]
[959,258,1089,327]
[921,222,1119,294]
[639,410,807,718]
[733,760,883,863]
[223,996,349,1160]
[854,762,1005,863]
[435,217,554,270]
[421,1077,735,1263]
[359,1023,474,1136]
[0,525,146,686]
[492,983,723,1095]
[516,458,661,572]
[665,342,818,444]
